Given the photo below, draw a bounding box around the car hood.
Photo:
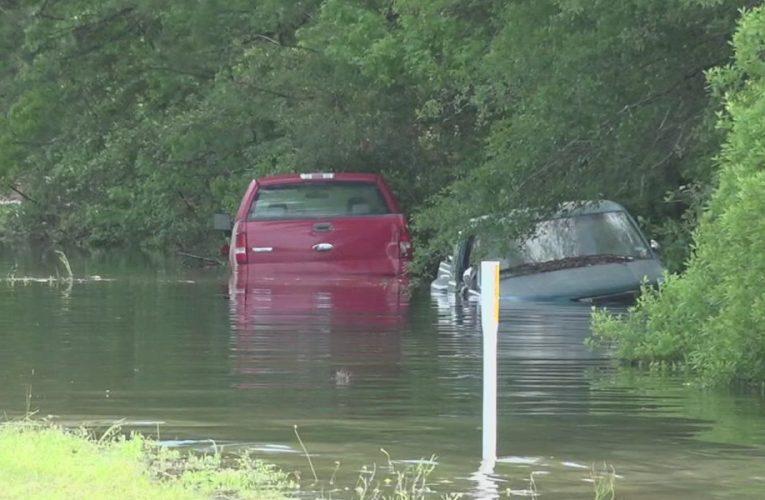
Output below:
[498,259,664,303]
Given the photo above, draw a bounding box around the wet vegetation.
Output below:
[592,6,765,387]
[1,418,625,499]
[0,420,294,500]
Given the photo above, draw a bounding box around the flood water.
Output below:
[1,247,764,499]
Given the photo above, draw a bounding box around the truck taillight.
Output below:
[234,227,248,264]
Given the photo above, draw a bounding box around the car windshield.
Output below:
[248,182,391,219]
[494,211,651,271]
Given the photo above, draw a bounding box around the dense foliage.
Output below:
[0,1,754,267]
[592,5,765,386]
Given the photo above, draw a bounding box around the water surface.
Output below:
[1,248,764,498]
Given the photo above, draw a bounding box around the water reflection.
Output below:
[227,269,410,392]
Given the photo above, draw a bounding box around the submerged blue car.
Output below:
[430,201,665,305]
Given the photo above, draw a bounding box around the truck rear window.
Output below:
[248,182,392,220]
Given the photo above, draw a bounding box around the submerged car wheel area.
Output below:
[431,200,665,305]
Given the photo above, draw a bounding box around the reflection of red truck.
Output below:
[229,173,412,276]
[228,273,410,390]
[228,273,410,329]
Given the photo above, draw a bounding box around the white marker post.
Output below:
[480,261,500,472]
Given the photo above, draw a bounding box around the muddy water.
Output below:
[0,248,764,498]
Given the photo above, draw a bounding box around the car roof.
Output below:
[469,200,630,225]
[553,200,629,217]
[256,172,384,185]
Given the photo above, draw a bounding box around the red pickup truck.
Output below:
[227,172,412,277]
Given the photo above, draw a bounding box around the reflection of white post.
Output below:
[480,261,500,470]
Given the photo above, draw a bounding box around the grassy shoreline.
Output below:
[0,421,294,500]
[0,419,622,499]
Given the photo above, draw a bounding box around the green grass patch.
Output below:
[0,421,294,500]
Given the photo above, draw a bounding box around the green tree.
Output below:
[592,5,765,386]
[0,0,754,268]
[414,0,744,270]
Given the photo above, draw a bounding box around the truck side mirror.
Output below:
[213,213,232,236]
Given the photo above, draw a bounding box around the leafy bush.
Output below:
[592,6,765,386]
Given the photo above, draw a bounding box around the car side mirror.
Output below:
[213,213,232,237]
[462,266,476,287]
[650,239,661,254]
[458,266,472,298]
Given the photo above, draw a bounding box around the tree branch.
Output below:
[144,65,215,80]
[34,0,64,21]
[7,185,40,205]
[242,34,319,53]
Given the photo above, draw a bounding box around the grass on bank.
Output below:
[0,419,621,499]
[0,421,294,500]
[0,420,446,500]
